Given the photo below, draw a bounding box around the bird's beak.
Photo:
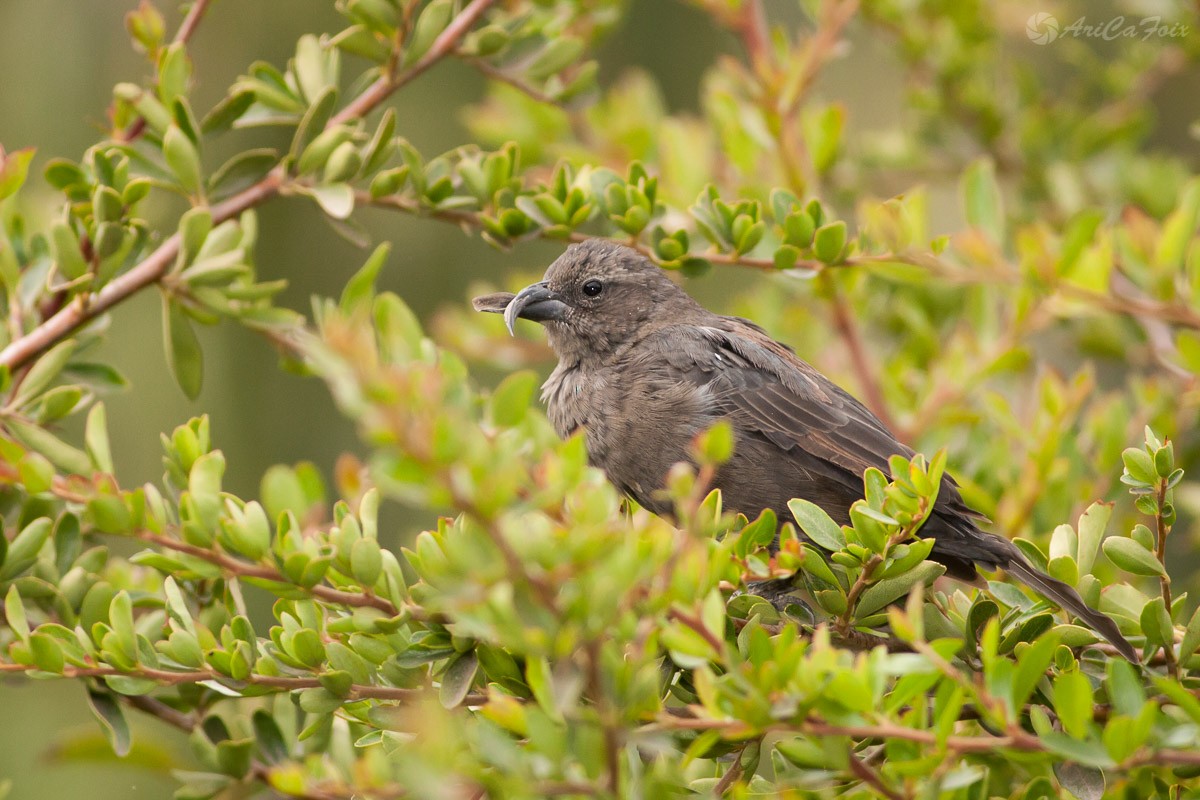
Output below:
[502,281,567,336]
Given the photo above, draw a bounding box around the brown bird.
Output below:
[474,239,1137,661]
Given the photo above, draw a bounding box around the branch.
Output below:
[0,0,498,372]
[120,694,407,800]
[824,275,897,431]
[465,58,564,107]
[667,607,725,655]
[847,748,905,800]
[0,660,487,706]
[118,0,215,142]
[0,171,283,370]
[784,0,860,114]
[173,0,213,45]
[652,713,1200,767]
[1154,476,1180,679]
[136,528,399,613]
[358,191,794,271]
[330,0,497,127]
[711,743,748,795]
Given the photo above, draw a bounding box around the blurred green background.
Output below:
[0,0,1195,796]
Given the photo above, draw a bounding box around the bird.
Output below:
[472,239,1138,661]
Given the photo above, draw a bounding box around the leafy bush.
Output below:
[2,0,1200,797]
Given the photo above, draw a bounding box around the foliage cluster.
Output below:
[2,0,1200,797]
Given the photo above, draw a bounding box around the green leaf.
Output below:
[86,689,132,757]
[293,34,337,103]
[208,148,278,196]
[51,224,89,280]
[163,297,204,399]
[340,242,390,313]
[261,465,309,522]
[1011,629,1060,708]
[1140,596,1173,650]
[289,86,339,163]
[350,537,383,586]
[1053,670,1093,739]
[17,452,54,494]
[527,37,584,81]
[961,158,1004,242]
[525,656,561,723]
[1105,658,1144,717]
[88,495,133,534]
[156,42,191,105]
[1053,763,1105,800]
[307,183,354,219]
[201,90,254,134]
[178,207,213,266]
[323,142,362,183]
[488,370,539,428]
[0,147,35,200]
[4,417,93,475]
[4,585,29,640]
[404,0,453,65]
[252,710,289,763]
[85,403,115,474]
[787,499,845,551]
[439,650,479,708]
[1102,537,1164,577]
[93,185,124,223]
[1075,502,1110,576]
[12,339,77,408]
[29,631,65,673]
[108,590,136,660]
[360,108,397,175]
[1153,676,1200,724]
[1155,177,1200,270]
[216,738,254,779]
[855,561,945,618]
[181,250,250,286]
[1181,604,1200,662]
[812,221,847,265]
[163,125,202,195]
[1121,447,1157,485]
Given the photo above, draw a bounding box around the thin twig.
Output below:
[667,607,725,654]
[0,660,488,705]
[173,0,213,44]
[137,528,400,612]
[711,747,745,796]
[824,275,896,431]
[585,639,622,795]
[119,693,406,800]
[1155,475,1180,679]
[466,58,563,107]
[330,0,497,127]
[370,191,1200,344]
[847,749,904,800]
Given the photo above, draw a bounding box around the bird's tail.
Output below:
[1004,557,1138,662]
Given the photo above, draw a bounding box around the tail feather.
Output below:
[1005,558,1138,662]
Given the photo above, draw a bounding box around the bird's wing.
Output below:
[641,319,978,512]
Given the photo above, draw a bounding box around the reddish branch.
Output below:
[136,528,399,613]
[0,660,487,706]
[825,277,897,431]
[173,0,213,44]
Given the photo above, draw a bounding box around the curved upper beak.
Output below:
[502,281,568,335]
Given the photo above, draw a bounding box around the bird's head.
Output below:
[474,240,701,362]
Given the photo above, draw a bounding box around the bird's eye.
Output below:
[582,279,603,297]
